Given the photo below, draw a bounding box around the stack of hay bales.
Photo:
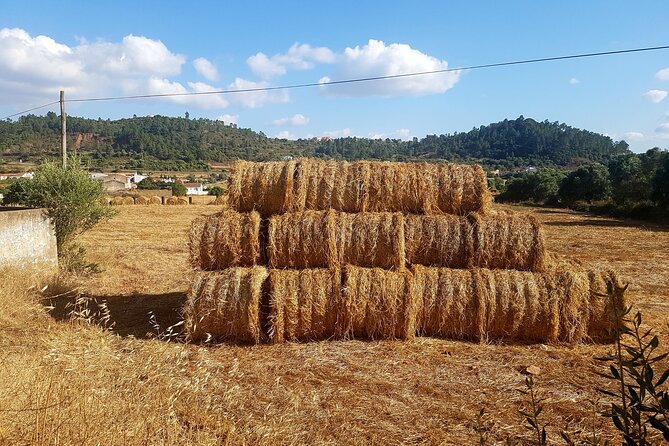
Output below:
[186,159,624,344]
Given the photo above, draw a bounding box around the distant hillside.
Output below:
[0,113,631,169]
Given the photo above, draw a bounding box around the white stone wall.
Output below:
[0,208,58,272]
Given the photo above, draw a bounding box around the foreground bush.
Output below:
[4,160,116,261]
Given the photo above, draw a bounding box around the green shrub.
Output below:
[171,182,187,197]
[4,160,116,261]
[207,185,225,196]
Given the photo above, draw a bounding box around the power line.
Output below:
[3,44,669,119]
[2,101,60,120]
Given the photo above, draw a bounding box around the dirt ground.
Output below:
[2,204,668,445]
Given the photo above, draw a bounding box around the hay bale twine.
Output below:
[134,195,149,205]
[341,266,416,340]
[267,268,342,343]
[469,213,546,271]
[184,267,269,343]
[405,214,473,268]
[227,160,297,217]
[148,195,162,205]
[189,210,261,270]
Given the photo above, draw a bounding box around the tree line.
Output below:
[1,114,630,168]
[496,148,669,219]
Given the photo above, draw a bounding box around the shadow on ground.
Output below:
[543,219,669,231]
[47,292,186,339]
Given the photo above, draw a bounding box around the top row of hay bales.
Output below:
[107,196,189,206]
[226,159,491,217]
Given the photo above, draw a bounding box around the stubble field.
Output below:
[1,204,667,445]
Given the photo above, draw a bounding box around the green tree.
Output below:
[497,168,566,204]
[172,182,187,197]
[608,154,652,205]
[4,160,116,258]
[558,163,611,204]
[137,177,159,190]
[652,152,669,208]
[207,185,225,196]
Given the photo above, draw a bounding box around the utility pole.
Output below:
[60,90,67,169]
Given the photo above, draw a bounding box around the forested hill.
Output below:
[0,113,631,169]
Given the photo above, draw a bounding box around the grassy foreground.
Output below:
[1,204,668,445]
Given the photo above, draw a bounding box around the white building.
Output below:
[184,182,207,195]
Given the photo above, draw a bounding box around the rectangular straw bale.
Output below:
[405,214,473,268]
[341,266,417,340]
[470,212,546,271]
[335,211,405,269]
[188,210,261,270]
[267,210,337,269]
[412,265,476,339]
[267,268,342,342]
[226,160,297,217]
[184,267,268,343]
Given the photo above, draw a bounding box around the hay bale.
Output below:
[227,160,297,217]
[122,196,134,205]
[99,196,112,205]
[110,196,128,206]
[134,195,149,205]
[586,269,626,341]
[469,213,546,271]
[230,159,491,216]
[166,196,188,205]
[341,266,416,340]
[267,210,405,269]
[336,211,405,269]
[148,196,162,205]
[267,210,337,269]
[474,269,560,343]
[184,267,269,343]
[213,194,228,206]
[189,210,261,270]
[267,268,342,342]
[412,265,477,340]
[405,214,473,268]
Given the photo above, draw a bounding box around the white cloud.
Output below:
[318,39,460,97]
[367,128,413,140]
[145,78,229,109]
[226,78,289,108]
[656,123,669,134]
[216,114,238,124]
[323,128,352,138]
[622,131,644,141]
[247,43,335,78]
[643,89,667,103]
[276,130,297,139]
[0,28,191,108]
[193,57,218,81]
[569,78,579,85]
[273,113,309,126]
[656,67,669,80]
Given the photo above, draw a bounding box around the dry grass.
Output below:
[2,204,667,444]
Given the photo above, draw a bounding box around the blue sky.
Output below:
[2,1,669,152]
